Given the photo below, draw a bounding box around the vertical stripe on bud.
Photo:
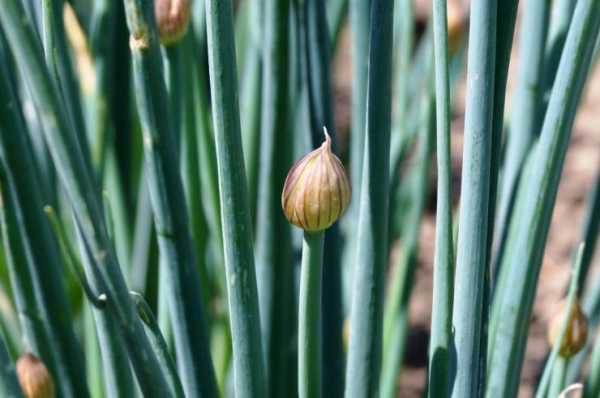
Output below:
[16,353,55,398]
[548,298,588,358]
[282,128,351,232]
[154,0,191,46]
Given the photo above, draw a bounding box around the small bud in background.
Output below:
[548,299,588,358]
[447,0,466,55]
[282,128,351,232]
[154,0,191,46]
[16,353,55,398]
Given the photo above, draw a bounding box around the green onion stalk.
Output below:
[282,130,351,398]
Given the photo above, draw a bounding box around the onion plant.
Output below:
[1,0,600,397]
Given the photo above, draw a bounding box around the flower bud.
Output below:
[447,0,466,55]
[548,298,588,358]
[154,0,190,46]
[282,128,351,232]
[16,353,55,398]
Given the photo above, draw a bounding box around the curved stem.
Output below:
[299,231,324,398]
[44,207,107,309]
[130,292,185,398]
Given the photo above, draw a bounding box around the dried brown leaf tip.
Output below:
[282,128,351,232]
[548,298,588,358]
[16,353,55,398]
[154,0,190,46]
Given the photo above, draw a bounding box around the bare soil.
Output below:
[332,10,600,397]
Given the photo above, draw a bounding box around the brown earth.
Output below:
[332,5,600,397]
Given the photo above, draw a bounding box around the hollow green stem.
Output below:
[347,0,370,236]
[255,0,294,396]
[88,0,118,174]
[41,0,93,174]
[548,357,568,398]
[302,0,335,148]
[428,2,454,395]
[190,4,224,270]
[0,37,90,397]
[343,0,371,348]
[121,0,218,396]
[102,154,132,270]
[205,0,266,395]
[44,207,107,309]
[73,222,135,398]
[130,292,185,398]
[0,294,19,361]
[388,0,414,180]
[391,0,414,149]
[82,304,104,398]
[380,81,435,398]
[486,0,519,249]
[180,31,212,325]
[541,0,577,110]
[0,1,172,394]
[157,37,183,362]
[451,1,497,396]
[0,331,21,398]
[0,178,55,389]
[485,0,519,377]
[300,0,345,395]
[239,0,262,225]
[345,0,395,395]
[584,330,600,397]
[299,231,324,398]
[130,180,155,294]
[493,0,549,282]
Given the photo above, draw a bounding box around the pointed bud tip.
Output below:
[321,127,332,152]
